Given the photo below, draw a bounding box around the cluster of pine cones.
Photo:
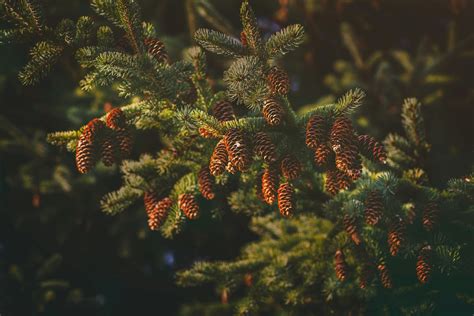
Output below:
[75,108,133,173]
[306,114,386,195]
[143,190,201,231]
[203,99,301,218]
[335,191,439,288]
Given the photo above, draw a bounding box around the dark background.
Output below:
[0,0,473,315]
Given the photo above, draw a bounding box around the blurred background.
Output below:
[0,0,473,315]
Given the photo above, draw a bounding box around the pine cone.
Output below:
[115,127,133,158]
[262,166,279,205]
[262,96,284,126]
[387,216,406,256]
[76,119,106,174]
[253,132,277,163]
[144,37,168,63]
[364,190,383,226]
[178,193,199,219]
[330,117,361,179]
[240,31,247,47]
[306,115,328,150]
[314,143,333,167]
[106,108,133,158]
[277,182,295,217]
[198,167,215,200]
[148,197,172,230]
[144,191,160,215]
[343,214,362,245]
[335,147,362,180]
[106,108,127,129]
[224,129,251,172]
[101,128,120,166]
[416,245,432,284]
[281,155,302,180]
[334,249,347,281]
[325,169,351,195]
[330,117,356,154]
[209,140,228,176]
[243,273,253,287]
[212,100,235,122]
[359,264,374,289]
[358,134,387,163]
[226,161,238,174]
[377,262,392,289]
[267,66,290,95]
[422,202,439,231]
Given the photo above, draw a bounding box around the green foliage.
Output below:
[1,0,473,315]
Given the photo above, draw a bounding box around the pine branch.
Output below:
[401,98,427,148]
[334,88,365,116]
[19,41,63,85]
[240,0,264,58]
[194,28,247,58]
[100,185,142,215]
[116,0,143,54]
[266,24,305,59]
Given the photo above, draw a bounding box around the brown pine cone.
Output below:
[277,182,295,217]
[387,216,406,256]
[224,129,251,172]
[143,37,168,63]
[178,193,199,219]
[240,31,247,47]
[314,143,333,167]
[335,147,362,180]
[212,100,235,122]
[330,117,356,154]
[76,119,106,174]
[325,169,351,195]
[209,140,228,176]
[106,108,127,129]
[115,127,133,158]
[143,191,160,215]
[262,96,284,126]
[267,66,290,95]
[253,132,277,163]
[243,273,253,287]
[330,117,361,178]
[262,166,279,205]
[416,245,432,284]
[306,115,328,150]
[198,167,215,200]
[343,214,362,245]
[225,161,238,174]
[101,128,120,166]
[358,134,387,163]
[364,190,383,226]
[106,108,133,158]
[334,249,347,281]
[148,197,173,230]
[377,262,393,289]
[422,202,439,231]
[359,264,374,289]
[281,155,302,180]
